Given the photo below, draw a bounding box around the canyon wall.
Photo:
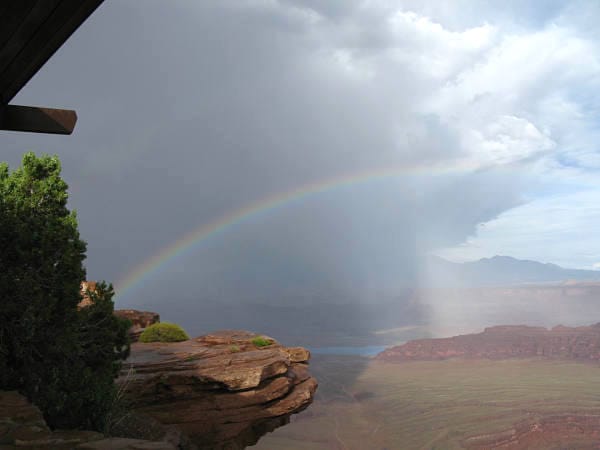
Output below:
[376,323,600,362]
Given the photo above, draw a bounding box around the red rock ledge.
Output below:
[117,330,317,450]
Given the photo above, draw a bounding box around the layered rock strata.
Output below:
[377,323,600,362]
[117,330,317,450]
[463,414,600,449]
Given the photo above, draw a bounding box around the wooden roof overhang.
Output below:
[0,0,103,135]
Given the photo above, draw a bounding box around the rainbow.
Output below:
[114,162,476,301]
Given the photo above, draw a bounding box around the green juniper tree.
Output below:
[0,152,129,430]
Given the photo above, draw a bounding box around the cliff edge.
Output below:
[116,330,317,450]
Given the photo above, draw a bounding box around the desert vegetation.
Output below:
[138,322,189,342]
[0,153,130,431]
[251,336,274,347]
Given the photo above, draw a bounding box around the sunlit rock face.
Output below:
[78,280,97,309]
[376,323,600,362]
[117,330,317,450]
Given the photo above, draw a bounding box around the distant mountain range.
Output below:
[426,255,600,286]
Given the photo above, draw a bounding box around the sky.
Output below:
[2,1,600,313]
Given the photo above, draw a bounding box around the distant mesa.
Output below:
[376,323,600,362]
[427,254,600,286]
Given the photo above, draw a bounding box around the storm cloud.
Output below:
[2,1,600,335]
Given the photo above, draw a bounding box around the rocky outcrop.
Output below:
[78,280,97,309]
[0,391,175,449]
[114,309,160,342]
[463,414,600,449]
[79,281,160,342]
[117,330,317,450]
[376,323,600,362]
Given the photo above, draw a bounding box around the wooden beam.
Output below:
[0,104,76,134]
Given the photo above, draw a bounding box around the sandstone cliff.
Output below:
[116,330,317,450]
[376,323,600,362]
[78,280,97,309]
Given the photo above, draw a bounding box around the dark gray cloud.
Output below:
[0,1,524,288]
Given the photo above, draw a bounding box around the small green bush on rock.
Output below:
[251,336,273,347]
[139,323,189,343]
